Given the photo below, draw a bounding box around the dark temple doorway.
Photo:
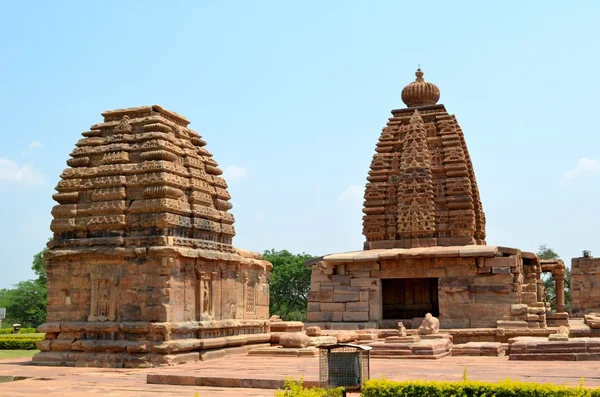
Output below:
[382,278,439,319]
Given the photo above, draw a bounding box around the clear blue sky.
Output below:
[1,1,598,289]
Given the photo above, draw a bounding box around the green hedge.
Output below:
[0,328,37,335]
[0,334,45,340]
[0,338,41,350]
[274,378,344,397]
[362,379,597,397]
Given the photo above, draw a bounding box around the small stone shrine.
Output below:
[33,105,271,367]
[307,69,565,329]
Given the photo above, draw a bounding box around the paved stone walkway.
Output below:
[1,354,600,396]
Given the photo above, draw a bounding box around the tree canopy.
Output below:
[263,249,313,321]
[1,245,48,328]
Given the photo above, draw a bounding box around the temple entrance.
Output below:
[382,278,439,319]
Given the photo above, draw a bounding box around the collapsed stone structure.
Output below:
[33,106,271,367]
[307,69,565,329]
[571,251,600,314]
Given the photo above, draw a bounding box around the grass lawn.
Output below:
[0,350,39,359]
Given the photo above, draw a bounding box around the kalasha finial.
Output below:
[401,67,440,108]
[415,68,425,82]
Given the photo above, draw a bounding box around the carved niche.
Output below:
[195,271,213,321]
[88,265,119,322]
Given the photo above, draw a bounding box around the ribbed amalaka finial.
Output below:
[401,68,440,108]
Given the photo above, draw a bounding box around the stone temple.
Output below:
[33,106,272,367]
[306,69,568,329]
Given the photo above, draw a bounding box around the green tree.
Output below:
[264,249,313,322]
[6,280,47,328]
[537,244,571,312]
[4,245,48,328]
[31,245,48,284]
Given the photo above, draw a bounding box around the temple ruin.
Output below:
[306,69,567,329]
[571,251,600,315]
[33,105,271,368]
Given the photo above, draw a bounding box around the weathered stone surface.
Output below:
[572,256,600,314]
[308,336,337,346]
[278,333,310,348]
[511,304,528,316]
[305,326,321,337]
[418,313,439,335]
[33,106,272,368]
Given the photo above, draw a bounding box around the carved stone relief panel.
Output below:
[89,265,119,322]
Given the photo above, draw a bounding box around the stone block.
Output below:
[497,320,529,329]
[343,312,369,322]
[305,326,321,337]
[307,302,320,312]
[486,257,519,268]
[307,312,333,322]
[320,302,345,312]
[511,304,528,316]
[350,278,379,288]
[492,267,512,274]
[346,262,380,271]
[279,333,310,348]
[333,293,360,303]
[346,302,369,312]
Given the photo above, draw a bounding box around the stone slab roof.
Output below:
[305,245,521,266]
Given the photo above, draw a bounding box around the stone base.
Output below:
[585,314,600,329]
[33,319,270,368]
[386,336,420,343]
[452,342,506,357]
[369,337,452,359]
[247,346,318,357]
[269,321,304,333]
[308,336,337,347]
[509,337,600,361]
[546,313,569,327]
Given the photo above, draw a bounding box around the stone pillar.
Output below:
[555,269,566,313]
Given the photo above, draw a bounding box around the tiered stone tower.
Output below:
[307,70,556,329]
[363,69,486,249]
[34,106,271,368]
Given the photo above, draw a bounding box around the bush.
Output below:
[0,334,45,339]
[274,378,344,397]
[362,379,597,397]
[0,328,37,335]
[0,338,41,350]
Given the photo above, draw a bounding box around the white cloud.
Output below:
[20,140,43,156]
[338,185,364,202]
[223,165,249,181]
[0,157,46,187]
[563,157,600,182]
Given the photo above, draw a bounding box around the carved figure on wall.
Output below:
[202,279,211,315]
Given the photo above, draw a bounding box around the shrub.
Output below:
[274,378,344,397]
[0,338,41,350]
[0,334,45,340]
[362,379,596,397]
[0,328,37,335]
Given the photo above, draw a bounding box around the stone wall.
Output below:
[571,256,600,314]
[45,247,269,324]
[307,246,547,329]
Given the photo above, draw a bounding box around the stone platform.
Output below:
[248,346,318,357]
[32,320,271,368]
[509,337,600,361]
[369,335,452,359]
[5,354,600,396]
[452,342,506,357]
